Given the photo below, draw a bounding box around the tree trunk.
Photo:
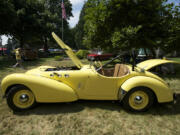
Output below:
[43,37,48,52]
[2,49,4,56]
[150,48,156,58]
[20,36,24,48]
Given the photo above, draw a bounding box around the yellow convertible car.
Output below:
[1,32,178,112]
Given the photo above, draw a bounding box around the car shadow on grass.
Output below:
[14,93,180,116]
[14,100,122,115]
[123,93,180,115]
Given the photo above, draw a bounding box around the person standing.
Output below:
[13,48,23,68]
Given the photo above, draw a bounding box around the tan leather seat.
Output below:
[113,64,129,77]
[113,64,121,77]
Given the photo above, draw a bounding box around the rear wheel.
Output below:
[7,85,36,111]
[122,87,154,112]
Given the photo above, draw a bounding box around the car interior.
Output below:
[97,64,130,77]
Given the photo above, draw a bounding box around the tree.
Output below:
[163,4,180,53]
[0,0,73,51]
[38,0,73,52]
[7,38,15,51]
[0,37,2,46]
[74,2,86,49]
[82,0,179,55]
[7,0,43,47]
[0,0,16,34]
[0,0,45,48]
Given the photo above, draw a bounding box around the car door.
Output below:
[84,71,119,100]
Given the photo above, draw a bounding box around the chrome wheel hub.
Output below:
[134,96,143,104]
[19,94,29,103]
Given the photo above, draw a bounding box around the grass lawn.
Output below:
[170,57,180,62]
[0,56,180,135]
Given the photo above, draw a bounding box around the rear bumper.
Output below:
[162,93,177,104]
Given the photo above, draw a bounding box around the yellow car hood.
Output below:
[137,59,179,70]
[52,32,84,69]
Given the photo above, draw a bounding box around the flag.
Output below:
[61,0,67,20]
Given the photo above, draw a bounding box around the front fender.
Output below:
[1,73,78,102]
[121,76,173,103]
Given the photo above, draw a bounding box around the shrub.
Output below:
[54,56,63,61]
[76,50,89,59]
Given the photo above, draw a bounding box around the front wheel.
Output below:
[6,85,36,111]
[122,87,154,112]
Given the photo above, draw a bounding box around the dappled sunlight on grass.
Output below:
[0,99,180,135]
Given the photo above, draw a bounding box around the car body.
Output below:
[1,32,179,112]
[87,51,113,61]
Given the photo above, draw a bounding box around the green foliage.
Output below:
[163,4,180,52]
[39,0,73,51]
[0,0,74,51]
[0,0,16,34]
[73,3,86,49]
[54,55,63,61]
[79,0,180,54]
[76,50,89,59]
[111,25,142,51]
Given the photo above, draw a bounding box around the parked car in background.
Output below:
[39,48,63,53]
[0,47,10,56]
[136,48,154,63]
[38,48,44,52]
[87,51,114,61]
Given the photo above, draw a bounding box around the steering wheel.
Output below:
[94,54,122,75]
[95,61,105,75]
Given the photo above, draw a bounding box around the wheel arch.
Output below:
[120,76,173,103]
[121,86,155,112]
[5,84,33,97]
[121,86,157,103]
[1,73,78,103]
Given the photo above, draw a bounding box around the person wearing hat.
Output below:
[13,48,23,68]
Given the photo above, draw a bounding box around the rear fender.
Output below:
[120,76,173,103]
[1,73,78,102]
